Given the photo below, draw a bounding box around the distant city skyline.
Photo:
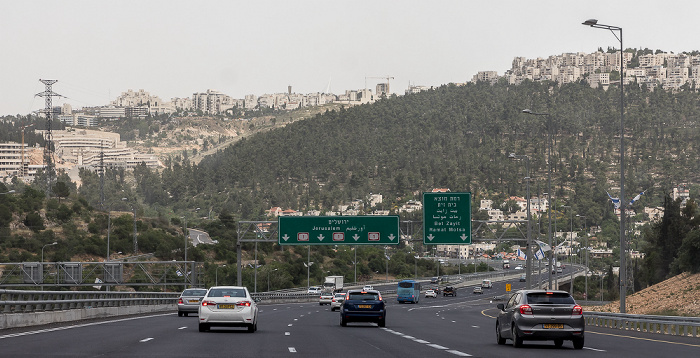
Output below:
[3,0,700,116]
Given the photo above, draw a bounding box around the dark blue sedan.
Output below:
[340,289,386,327]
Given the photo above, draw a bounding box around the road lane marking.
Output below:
[414,339,430,344]
[446,350,472,357]
[428,344,448,349]
[178,326,187,330]
[471,325,479,328]
[0,313,172,340]
[588,330,700,348]
[288,324,293,326]
[285,332,290,336]
[140,338,153,342]
[288,347,296,353]
[584,347,606,352]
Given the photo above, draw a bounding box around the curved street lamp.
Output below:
[582,18,626,313]
[41,242,58,263]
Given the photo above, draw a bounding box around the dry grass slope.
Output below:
[585,272,700,316]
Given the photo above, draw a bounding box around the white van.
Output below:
[481,279,493,288]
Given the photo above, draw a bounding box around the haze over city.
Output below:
[2,0,700,115]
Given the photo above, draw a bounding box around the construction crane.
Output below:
[365,75,395,97]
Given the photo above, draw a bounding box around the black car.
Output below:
[496,289,585,349]
[339,289,386,327]
[443,286,457,296]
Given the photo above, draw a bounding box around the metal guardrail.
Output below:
[584,311,700,337]
[0,289,178,314]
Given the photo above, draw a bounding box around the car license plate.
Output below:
[358,305,372,309]
[218,304,236,309]
[188,299,199,303]
[543,324,564,329]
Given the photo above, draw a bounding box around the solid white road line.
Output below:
[427,344,448,349]
[446,350,472,356]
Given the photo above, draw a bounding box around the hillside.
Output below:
[585,272,700,316]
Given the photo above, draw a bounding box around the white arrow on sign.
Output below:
[427,234,435,241]
[318,234,325,241]
[460,234,468,241]
[353,234,360,241]
[282,234,289,241]
[388,234,396,241]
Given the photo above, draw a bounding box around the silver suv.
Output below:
[496,289,585,349]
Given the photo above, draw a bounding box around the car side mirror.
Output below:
[497,303,505,311]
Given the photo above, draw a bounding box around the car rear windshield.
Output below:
[348,292,379,300]
[208,288,246,298]
[526,292,575,304]
[183,289,207,296]
[398,282,414,288]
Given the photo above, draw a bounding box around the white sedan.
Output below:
[425,289,437,298]
[198,286,258,332]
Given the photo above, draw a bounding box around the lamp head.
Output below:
[583,19,598,26]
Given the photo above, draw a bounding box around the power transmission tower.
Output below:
[35,79,63,197]
[100,140,105,210]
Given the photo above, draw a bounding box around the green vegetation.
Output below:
[1,79,699,291]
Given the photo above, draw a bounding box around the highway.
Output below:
[2,278,699,357]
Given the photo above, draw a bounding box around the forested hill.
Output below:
[171,80,699,220]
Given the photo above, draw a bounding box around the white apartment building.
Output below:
[588,72,610,88]
[0,142,29,179]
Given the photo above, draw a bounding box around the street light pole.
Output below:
[509,153,532,289]
[216,264,226,286]
[523,109,553,289]
[578,214,588,302]
[41,242,58,263]
[268,268,278,291]
[583,18,626,313]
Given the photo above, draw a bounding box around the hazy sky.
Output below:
[2,0,699,116]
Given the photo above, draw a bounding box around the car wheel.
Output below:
[184,312,188,317]
[511,326,523,348]
[554,339,563,348]
[496,323,506,345]
[178,311,183,317]
[340,315,347,327]
[198,323,209,332]
[572,337,584,350]
[247,323,256,333]
[378,319,385,328]
[319,303,323,306]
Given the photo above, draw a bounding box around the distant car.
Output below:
[443,286,456,297]
[340,289,386,327]
[496,289,584,349]
[430,277,439,284]
[482,279,493,288]
[514,265,524,270]
[425,289,437,298]
[307,286,322,294]
[330,292,346,311]
[519,274,526,282]
[319,291,334,305]
[178,288,208,317]
[557,267,563,273]
[473,287,483,294]
[363,285,374,291]
[198,286,258,332]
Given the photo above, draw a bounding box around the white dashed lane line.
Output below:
[178,326,187,330]
[139,338,154,342]
[288,347,297,353]
[380,328,471,357]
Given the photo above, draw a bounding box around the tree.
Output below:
[53,181,71,203]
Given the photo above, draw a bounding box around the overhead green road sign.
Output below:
[423,192,471,245]
[279,216,400,245]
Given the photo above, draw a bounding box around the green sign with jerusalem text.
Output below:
[279,216,400,245]
[423,192,471,245]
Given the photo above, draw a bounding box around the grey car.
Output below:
[178,288,208,316]
[496,289,584,349]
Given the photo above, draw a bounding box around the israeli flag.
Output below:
[176,270,183,277]
[606,191,621,209]
[535,240,551,252]
[517,249,527,260]
[535,248,546,260]
[628,191,645,205]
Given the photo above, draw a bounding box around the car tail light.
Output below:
[201,300,216,306]
[572,305,583,315]
[236,301,251,307]
[519,304,532,315]
[178,298,183,304]
[332,298,336,303]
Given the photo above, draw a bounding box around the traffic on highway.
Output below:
[2,274,699,357]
